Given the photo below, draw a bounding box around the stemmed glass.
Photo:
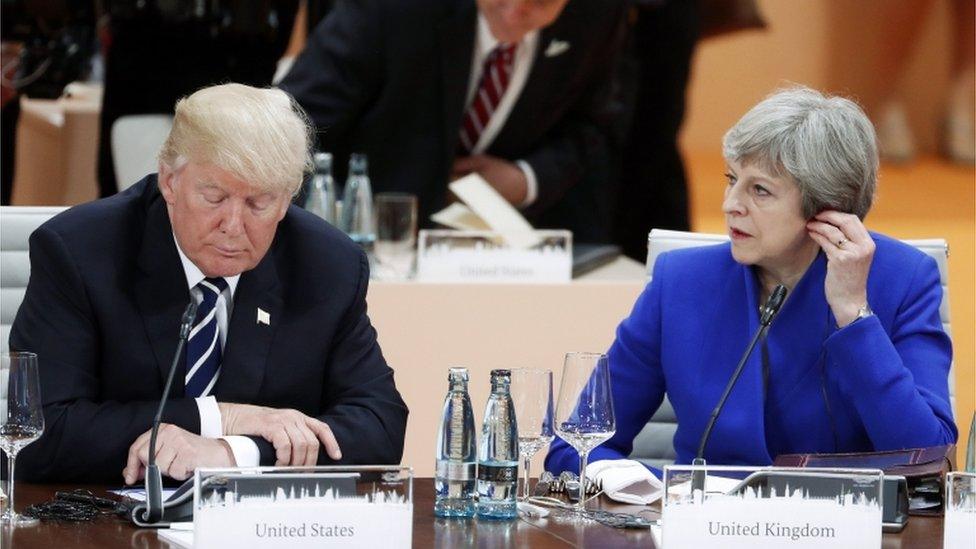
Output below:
[511,368,554,500]
[553,352,615,513]
[1,352,44,526]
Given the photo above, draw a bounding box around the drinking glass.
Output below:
[965,411,975,473]
[373,193,418,280]
[511,368,554,500]
[553,352,615,513]
[1,352,44,526]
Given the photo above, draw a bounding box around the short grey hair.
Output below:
[158,83,313,196]
[722,86,878,219]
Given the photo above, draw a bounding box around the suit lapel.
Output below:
[490,20,573,152]
[215,247,282,403]
[134,190,192,394]
[438,1,477,168]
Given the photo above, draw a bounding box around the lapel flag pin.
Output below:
[257,308,271,326]
[544,39,570,58]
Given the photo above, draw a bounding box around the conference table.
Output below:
[4,480,944,548]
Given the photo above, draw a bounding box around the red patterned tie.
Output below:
[458,44,516,154]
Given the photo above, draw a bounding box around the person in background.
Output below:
[96,1,300,197]
[280,0,627,243]
[547,86,956,486]
[861,0,974,165]
[611,0,699,262]
[11,83,408,483]
[610,0,768,262]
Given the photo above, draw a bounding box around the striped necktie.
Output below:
[458,43,516,154]
[185,277,228,398]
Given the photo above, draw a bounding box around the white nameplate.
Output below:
[662,467,883,549]
[193,467,413,548]
[416,229,571,283]
[943,472,976,549]
[664,495,881,548]
[195,499,411,548]
[944,507,976,549]
[195,489,412,548]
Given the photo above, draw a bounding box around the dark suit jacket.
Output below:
[10,176,408,482]
[280,0,626,242]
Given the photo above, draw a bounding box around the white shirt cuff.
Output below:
[221,436,261,467]
[586,459,663,505]
[195,397,223,438]
[515,159,539,208]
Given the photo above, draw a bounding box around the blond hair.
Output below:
[158,83,313,195]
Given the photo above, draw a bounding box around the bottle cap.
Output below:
[349,153,368,174]
[313,152,332,171]
[448,367,469,383]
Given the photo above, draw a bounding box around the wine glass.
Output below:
[511,368,554,500]
[553,352,615,513]
[1,352,44,526]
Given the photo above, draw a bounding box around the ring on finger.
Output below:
[836,238,848,248]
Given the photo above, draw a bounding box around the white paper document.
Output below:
[429,202,492,231]
[434,173,541,249]
[109,487,179,502]
[158,522,194,548]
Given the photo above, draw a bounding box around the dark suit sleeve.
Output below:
[252,250,408,466]
[278,0,384,150]
[521,4,629,216]
[11,227,201,483]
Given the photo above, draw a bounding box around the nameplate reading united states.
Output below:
[193,466,413,548]
[416,229,572,283]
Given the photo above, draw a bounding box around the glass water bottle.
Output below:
[339,152,376,251]
[304,152,337,224]
[477,369,519,520]
[434,367,477,518]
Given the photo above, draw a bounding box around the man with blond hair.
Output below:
[10,83,408,483]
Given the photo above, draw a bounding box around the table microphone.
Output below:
[691,285,787,493]
[132,299,197,525]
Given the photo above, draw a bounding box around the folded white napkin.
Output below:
[586,459,663,505]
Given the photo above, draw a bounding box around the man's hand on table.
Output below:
[218,402,342,466]
[123,423,235,484]
[451,154,529,205]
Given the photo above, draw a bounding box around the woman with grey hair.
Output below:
[547,86,956,483]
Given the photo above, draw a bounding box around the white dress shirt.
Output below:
[463,14,540,207]
[174,237,260,467]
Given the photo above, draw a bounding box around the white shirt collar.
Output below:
[172,234,240,297]
[477,13,499,53]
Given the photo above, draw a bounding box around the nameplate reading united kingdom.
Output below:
[661,466,884,549]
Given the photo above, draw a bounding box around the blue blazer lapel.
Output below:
[215,249,282,404]
[725,265,771,462]
[134,192,192,395]
[764,253,832,409]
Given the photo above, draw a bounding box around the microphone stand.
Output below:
[691,285,788,494]
[133,300,197,525]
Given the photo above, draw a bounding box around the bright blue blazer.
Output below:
[546,233,957,476]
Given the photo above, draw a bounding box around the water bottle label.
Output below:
[436,461,475,481]
[477,464,517,483]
